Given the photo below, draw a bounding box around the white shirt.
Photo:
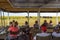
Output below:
[52,32,60,37]
[33,33,50,40]
[36,33,50,37]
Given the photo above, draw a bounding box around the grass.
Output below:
[0,16,60,27]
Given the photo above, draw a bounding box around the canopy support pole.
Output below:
[56,12,58,24]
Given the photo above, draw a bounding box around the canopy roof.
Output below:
[0,0,60,12]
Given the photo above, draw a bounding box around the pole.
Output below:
[56,0,58,24]
[3,11,5,26]
[27,11,29,27]
[8,12,10,25]
[37,9,40,29]
[0,11,2,26]
[56,12,58,24]
[1,11,3,26]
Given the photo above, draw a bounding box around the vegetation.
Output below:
[0,16,60,27]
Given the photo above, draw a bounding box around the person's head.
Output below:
[44,20,47,23]
[9,22,12,26]
[25,21,28,25]
[58,22,60,24]
[15,21,18,26]
[50,20,52,23]
[35,21,38,24]
[12,20,15,22]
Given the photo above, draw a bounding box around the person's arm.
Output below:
[7,27,12,34]
[8,28,10,32]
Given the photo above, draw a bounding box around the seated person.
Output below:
[15,21,20,29]
[55,22,60,29]
[6,22,12,30]
[22,21,30,35]
[18,31,29,40]
[40,23,47,32]
[52,29,60,37]
[6,21,19,40]
[48,20,53,27]
[23,21,29,28]
[33,29,50,40]
[33,21,39,29]
[42,20,48,27]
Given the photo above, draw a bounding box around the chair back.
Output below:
[36,35,51,40]
[53,36,60,40]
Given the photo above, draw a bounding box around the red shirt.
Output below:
[8,26,19,37]
[41,26,47,32]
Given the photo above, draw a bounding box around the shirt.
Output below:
[34,24,39,28]
[52,32,60,37]
[41,26,47,32]
[8,26,19,37]
[36,33,50,37]
[33,33,50,40]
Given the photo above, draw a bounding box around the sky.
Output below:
[1,12,60,16]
